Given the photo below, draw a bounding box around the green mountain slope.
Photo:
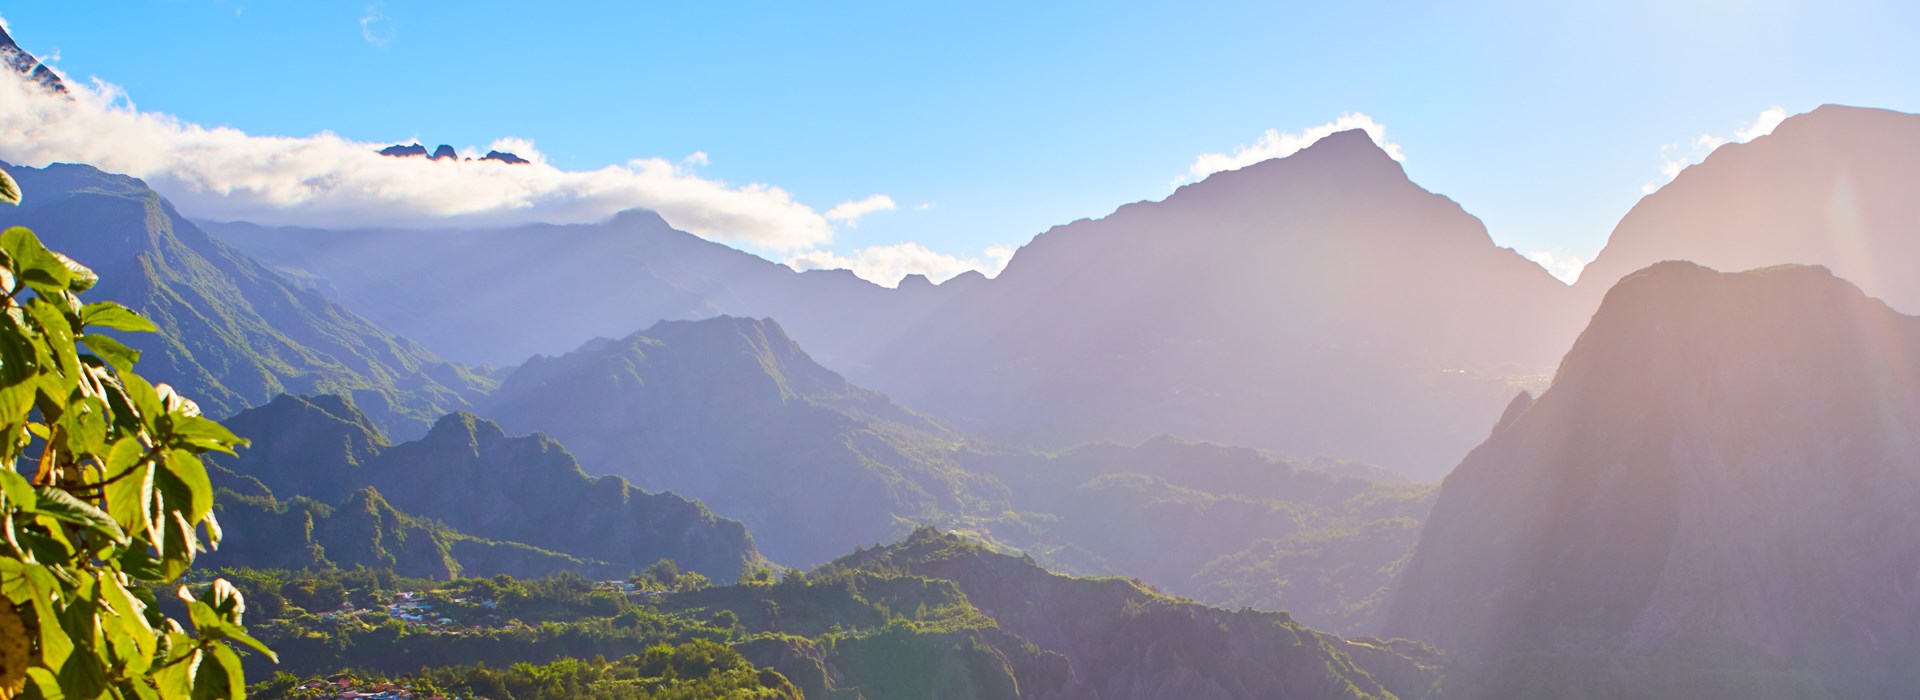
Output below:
[0,161,493,437]
[207,485,593,580]
[211,394,766,581]
[234,527,1443,699]
[482,316,1006,565]
[479,315,1430,631]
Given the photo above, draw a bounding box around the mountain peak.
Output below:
[0,24,66,94]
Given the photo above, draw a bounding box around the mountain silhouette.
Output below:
[1577,105,1920,316]
[1385,261,1920,697]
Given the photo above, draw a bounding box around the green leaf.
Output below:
[58,396,111,457]
[151,636,199,699]
[33,485,127,544]
[103,444,155,540]
[24,298,79,392]
[54,252,97,293]
[169,416,247,456]
[1,226,71,292]
[116,538,167,581]
[79,334,139,373]
[119,372,164,425]
[11,561,74,669]
[198,643,245,700]
[218,626,274,664]
[78,302,157,334]
[54,625,110,700]
[99,574,158,670]
[156,451,212,530]
[0,168,18,206]
[0,466,34,510]
[157,510,196,579]
[25,667,65,700]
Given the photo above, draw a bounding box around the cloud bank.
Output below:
[1643,106,1787,194]
[788,243,1015,288]
[0,70,885,252]
[1176,113,1404,186]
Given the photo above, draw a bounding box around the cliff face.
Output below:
[1384,262,1920,696]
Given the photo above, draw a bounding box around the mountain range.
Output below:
[208,393,766,581]
[205,130,1567,478]
[0,161,494,438]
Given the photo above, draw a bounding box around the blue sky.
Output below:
[4,1,1916,283]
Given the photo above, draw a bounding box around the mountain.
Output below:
[0,161,494,437]
[234,527,1443,699]
[1576,105,1920,315]
[480,314,1433,624]
[209,393,766,581]
[201,210,949,371]
[817,527,1445,699]
[203,129,1566,477]
[480,315,1005,565]
[1383,262,1920,697]
[0,24,65,93]
[206,484,593,580]
[857,129,1569,477]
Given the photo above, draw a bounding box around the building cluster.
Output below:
[314,591,499,634]
[294,677,474,700]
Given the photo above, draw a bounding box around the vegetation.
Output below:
[0,170,267,698]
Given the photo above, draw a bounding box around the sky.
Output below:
[2,1,1916,285]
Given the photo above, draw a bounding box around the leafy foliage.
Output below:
[0,169,267,699]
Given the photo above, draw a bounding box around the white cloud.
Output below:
[1176,113,1404,187]
[824,194,896,226]
[681,151,709,167]
[1643,106,1787,194]
[786,242,1014,287]
[360,4,395,46]
[0,71,863,251]
[1526,250,1587,284]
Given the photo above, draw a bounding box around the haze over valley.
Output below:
[1,6,1917,699]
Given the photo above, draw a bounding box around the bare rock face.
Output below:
[1385,261,1920,697]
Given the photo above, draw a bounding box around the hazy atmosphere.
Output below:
[1,3,1917,699]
